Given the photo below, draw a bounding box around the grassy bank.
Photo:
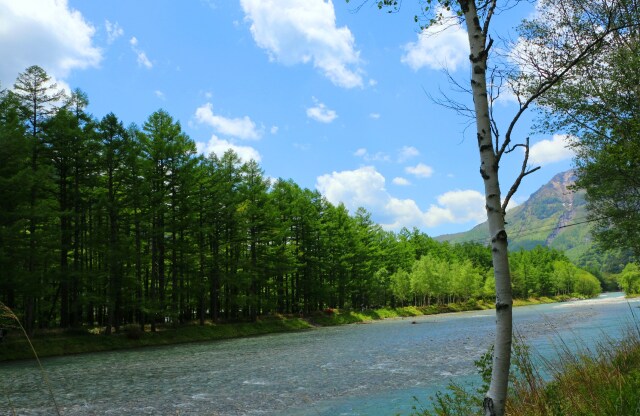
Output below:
[414,323,640,416]
[506,329,640,415]
[0,295,566,362]
[0,317,313,362]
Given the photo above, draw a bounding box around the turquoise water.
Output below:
[1,292,638,415]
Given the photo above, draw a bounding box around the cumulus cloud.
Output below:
[306,98,337,123]
[398,146,420,162]
[392,177,411,186]
[316,166,388,211]
[315,166,487,230]
[0,0,102,87]
[195,102,262,140]
[405,163,434,178]
[426,190,487,227]
[129,36,152,69]
[529,134,575,165]
[105,20,123,44]
[196,135,261,163]
[401,7,468,72]
[240,0,363,88]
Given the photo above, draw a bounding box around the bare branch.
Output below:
[498,19,638,161]
[502,137,540,213]
[483,0,498,36]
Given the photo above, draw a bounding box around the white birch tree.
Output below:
[350,0,637,414]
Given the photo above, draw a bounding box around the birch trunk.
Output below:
[459,1,513,415]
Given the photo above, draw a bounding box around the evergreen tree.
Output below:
[13,65,64,332]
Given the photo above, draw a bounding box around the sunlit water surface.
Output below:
[2,292,638,415]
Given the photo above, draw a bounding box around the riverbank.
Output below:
[0,295,571,362]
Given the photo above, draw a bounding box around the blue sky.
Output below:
[0,0,575,236]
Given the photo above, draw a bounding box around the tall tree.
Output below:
[237,160,274,320]
[95,113,130,333]
[526,0,640,257]
[13,65,64,332]
[354,0,633,413]
[139,110,196,328]
[0,88,30,313]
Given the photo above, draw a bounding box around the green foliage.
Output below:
[0,65,608,335]
[522,0,640,259]
[616,263,640,295]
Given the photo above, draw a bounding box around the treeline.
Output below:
[0,66,601,333]
[389,246,601,307]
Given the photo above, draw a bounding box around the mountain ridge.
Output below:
[436,170,592,261]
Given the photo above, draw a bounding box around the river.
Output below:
[1,292,638,416]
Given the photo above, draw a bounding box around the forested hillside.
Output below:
[438,171,588,254]
[0,66,601,334]
[437,170,634,273]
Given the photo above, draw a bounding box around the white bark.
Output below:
[458,1,513,415]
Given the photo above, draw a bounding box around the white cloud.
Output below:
[154,90,165,100]
[196,135,261,163]
[0,0,102,87]
[355,146,419,164]
[353,147,391,162]
[397,146,420,162]
[306,98,337,123]
[195,102,262,140]
[405,162,434,178]
[369,112,380,119]
[392,177,411,186]
[315,166,487,230]
[529,134,575,165]
[401,7,468,72]
[240,0,363,88]
[129,36,152,69]
[425,190,487,227]
[105,20,123,44]
[270,125,279,134]
[316,166,388,211]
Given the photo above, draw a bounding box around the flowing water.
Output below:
[2,292,639,416]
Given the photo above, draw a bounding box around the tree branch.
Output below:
[502,137,540,213]
[498,20,638,161]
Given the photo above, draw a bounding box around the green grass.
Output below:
[0,317,312,362]
[408,319,640,416]
[0,295,571,362]
[506,329,640,415]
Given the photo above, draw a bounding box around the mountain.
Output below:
[437,170,593,261]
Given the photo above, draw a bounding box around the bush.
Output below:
[122,324,143,340]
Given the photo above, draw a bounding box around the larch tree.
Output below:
[351,0,635,414]
[13,65,64,333]
[96,113,130,333]
[0,88,29,315]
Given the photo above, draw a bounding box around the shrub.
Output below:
[122,324,143,340]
